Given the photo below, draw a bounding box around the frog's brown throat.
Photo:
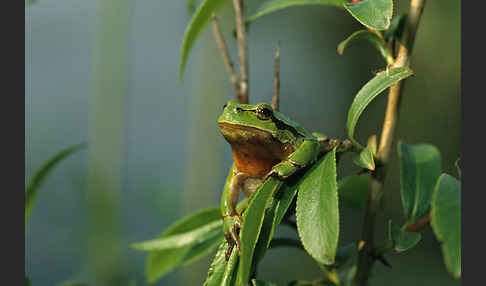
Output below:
[219,122,294,178]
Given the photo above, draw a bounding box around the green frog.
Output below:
[218,100,326,258]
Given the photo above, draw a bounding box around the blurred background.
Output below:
[25,0,460,285]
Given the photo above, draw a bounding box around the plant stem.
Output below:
[232,0,248,104]
[353,1,426,285]
[272,41,280,111]
[404,213,430,232]
[210,14,240,97]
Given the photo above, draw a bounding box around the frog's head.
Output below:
[218,100,311,177]
[218,100,308,142]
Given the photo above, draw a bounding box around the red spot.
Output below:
[350,0,361,3]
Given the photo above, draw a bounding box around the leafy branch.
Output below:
[353,1,428,285]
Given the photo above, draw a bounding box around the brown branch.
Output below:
[404,214,431,232]
[232,0,248,104]
[210,14,241,100]
[272,41,280,111]
[353,1,427,285]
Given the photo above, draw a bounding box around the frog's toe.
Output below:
[268,161,299,180]
[223,214,243,260]
[231,224,242,255]
[224,233,235,260]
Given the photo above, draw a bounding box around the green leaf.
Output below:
[431,174,461,279]
[253,196,279,266]
[237,177,284,285]
[179,0,227,81]
[274,180,300,226]
[383,14,407,40]
[247,0,346,23]
[352,145,375,171]
[346,67,413,147]
[398,141,442,225]
[132,220,221,250]
[25,143,86,225]
[142,207,222,284]
[337,30,393,64]
[388,220,421,253]
[222,246,239,285]
[344,0,393,31]
[296,148,339,265]
[203,241,228,286]
[203,240,239,286]
[251,279,280,286]
[26,275,30,286]
[253,175,301,263]
[252,178,299,265]
[180,234,222,267]
[338,173,370,210]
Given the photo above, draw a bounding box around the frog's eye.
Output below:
[222,103,227,110]
[256,105,273,120]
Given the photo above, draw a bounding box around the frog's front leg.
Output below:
[269,139,321,179]
[221,167,249,260]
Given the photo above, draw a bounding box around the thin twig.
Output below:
[404,214,431,232]
[232,0,248,104]
[353,1,427,285]
[272,41,280,111]
[210,14,240,99]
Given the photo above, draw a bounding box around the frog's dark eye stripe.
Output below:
[271,115,301,138]
[237,105,301,137]
[222,103,227,111]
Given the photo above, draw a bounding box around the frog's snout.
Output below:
[223,100,238,110]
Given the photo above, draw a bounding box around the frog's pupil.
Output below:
[259,107,272,118]
[222,103,227,110]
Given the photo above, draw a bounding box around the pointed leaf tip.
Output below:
[431,174,461,279]
[25,143,87,225]
[346,67,413,146]
[353,144,375,171]
[337,30,393,64]
[388,220,421,253]
[344,0,393,31]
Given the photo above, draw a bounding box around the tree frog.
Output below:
[218,100,326,258]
